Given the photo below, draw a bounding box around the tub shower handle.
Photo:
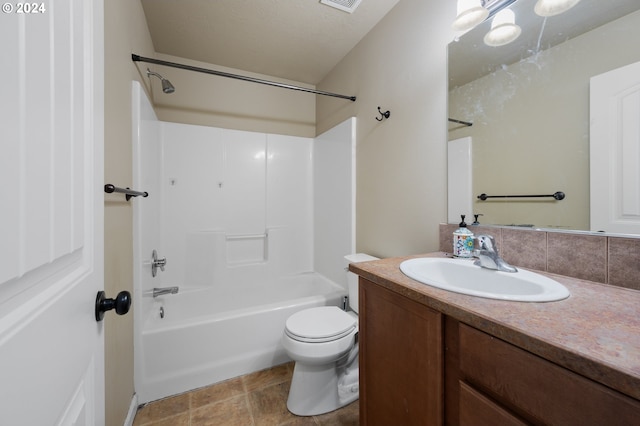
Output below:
[151,250,167,277]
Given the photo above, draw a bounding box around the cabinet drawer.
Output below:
[458,324,640,425]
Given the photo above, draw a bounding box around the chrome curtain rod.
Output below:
[477,191,565,201]
[132,54,357,102]
[104,184,149,201]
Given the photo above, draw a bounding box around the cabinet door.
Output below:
[457,323,640,425]
[359,278,443,425]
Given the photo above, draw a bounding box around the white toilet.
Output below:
[282,253,379,416]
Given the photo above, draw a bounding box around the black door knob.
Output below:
[95,290,131,322]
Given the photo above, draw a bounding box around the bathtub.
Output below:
[136,272,347,404]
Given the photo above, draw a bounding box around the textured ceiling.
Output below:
[141,0,400,85]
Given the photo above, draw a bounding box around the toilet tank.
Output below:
[344,253,379,313]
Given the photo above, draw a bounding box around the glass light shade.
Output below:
[534,0,582,17]
[483,9,521,47]
[452,0,489,32]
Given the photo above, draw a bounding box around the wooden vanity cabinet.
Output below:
[359,278,444,425]
[358,276,640,426]
[445,318,640,426]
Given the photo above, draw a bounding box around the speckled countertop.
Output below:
[349,252,640,400]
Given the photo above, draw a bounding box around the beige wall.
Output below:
[317,0,455,258]
[449,11,640,231]
[104,1,155,425]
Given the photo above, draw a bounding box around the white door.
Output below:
[590,61,640,234]
[0,0,105,425]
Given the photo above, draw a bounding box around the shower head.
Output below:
[161,78,175,94]
[146,68,175,94]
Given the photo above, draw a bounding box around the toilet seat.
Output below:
[285,306,357,343]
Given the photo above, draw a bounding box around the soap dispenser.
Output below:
[453,215,474,258]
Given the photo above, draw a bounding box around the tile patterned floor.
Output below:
[133,362,359,426]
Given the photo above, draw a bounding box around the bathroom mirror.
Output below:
[448,0,640,232]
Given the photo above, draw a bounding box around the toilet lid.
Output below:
[285,306,357,343]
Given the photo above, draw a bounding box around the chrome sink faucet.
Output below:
[473,235,518,273]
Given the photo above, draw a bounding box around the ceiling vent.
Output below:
[320,0,363,14]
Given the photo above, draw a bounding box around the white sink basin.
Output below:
[399,258,570,302]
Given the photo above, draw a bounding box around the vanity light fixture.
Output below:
[452,0,489,32]
[483,9,522,46]
[534,0,582,17]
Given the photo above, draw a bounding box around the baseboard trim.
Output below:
[123,393,138,426]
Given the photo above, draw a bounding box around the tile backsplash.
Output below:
[439,224,640,291]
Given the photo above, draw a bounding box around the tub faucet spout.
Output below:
[153,286,179,297]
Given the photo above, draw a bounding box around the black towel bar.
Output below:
[477,191,565,201]
[104,184,148,201]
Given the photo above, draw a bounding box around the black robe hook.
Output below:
[376,106,391,121]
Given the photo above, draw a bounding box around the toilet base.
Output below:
[287,350,359,416]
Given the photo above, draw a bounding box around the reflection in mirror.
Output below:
[448,0,640,232]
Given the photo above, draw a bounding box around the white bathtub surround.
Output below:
[132,82,356,403]
[314,120,357,285]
